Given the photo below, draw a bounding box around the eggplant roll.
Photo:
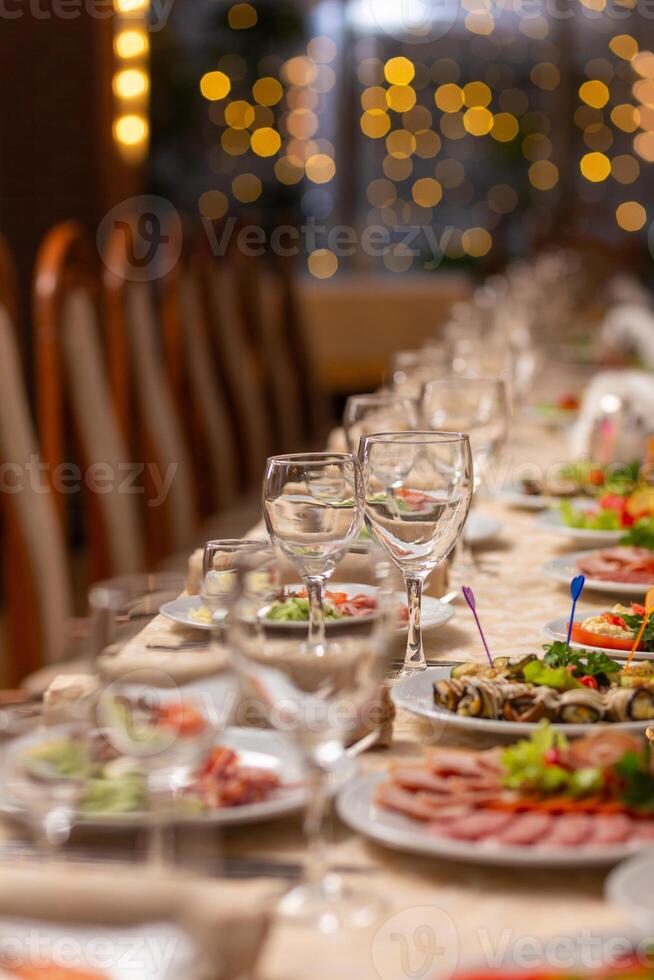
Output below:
[557,688,604,724]
[433,678,468,713]
[502,686,558,723]
[606,685,654,722]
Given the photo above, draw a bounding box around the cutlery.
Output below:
[145,641,209,651]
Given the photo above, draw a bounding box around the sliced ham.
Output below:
[542,813,591,846]
[390,766,452,794]
[428,748,489,777]
[416,788,503,810]
[589,813,633,845]
[631,821,654,842]
[374,782,439,822]
[577,546,654,584]
[439,810,514,841]
[496,812,554,846]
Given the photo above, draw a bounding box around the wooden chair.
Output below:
[102,221,197,565]
[33,222,146,584]
[0,236,74,683]
[160,226,240,518]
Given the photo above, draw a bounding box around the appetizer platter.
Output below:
[495,461,640,511]
[161,583,454,634]
[392,643,654,735]
[0,726,336,830]
[537,492,654,547]
[544,602,654,660]
[543,545,654,595]
[337,725,654,867]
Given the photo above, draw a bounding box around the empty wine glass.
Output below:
[342,393,418,453]
[358,432,473,674]
[229,542,397,931]
[262,453,363,650]
[388,348,449,399]
[421,378,509,493]
[202,539,269,624]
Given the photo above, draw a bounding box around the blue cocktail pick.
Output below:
[462,585,494,666]
[566,574,586,646]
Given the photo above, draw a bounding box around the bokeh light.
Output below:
[615,201,646,230]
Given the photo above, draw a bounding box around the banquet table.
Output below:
[12,360,640,980]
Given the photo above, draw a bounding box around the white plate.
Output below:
[0,727,353,830]
[337,772,645,867]
[464,512,502,545]
[542,550,654,596]
[544,612,654,661]
[391,665,653,736]
[606,849,654,929]
[492,485,553,511]
[535,508,623,547]
[161,586,454,635]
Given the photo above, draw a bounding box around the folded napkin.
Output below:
[0,864,272,980]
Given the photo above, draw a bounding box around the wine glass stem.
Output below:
[303,760,329,888]
[305,576,326,649]
[147,789,174,870]
[404,574,426,671]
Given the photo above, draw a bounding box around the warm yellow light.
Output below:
[609,34,638,60]
[528,160,559,190]
[579,80,609,109]
[530,62,560,91]
[386,85,416,112]
[274,155,304,185]
[611,103,640,132]
[633,51,654,79]
[634,79,654,106]
[232,173,262,203]
[435,83,464,113]
[465,10,494,34]
[221,128,250,155]
[360,109,391,139]
[403,105,432,133]
[386,129,417,158]
[581,0,605,10]
[113,69,148,99]
[367,178,397,207]
[287,109,318,139]
[580,151,611,181]
[307,36,338,64]
[440,112,466,140]
[384,57,415,86]
[228,3,257,29]
[491,112,519,142]
[414,129,441,158]
[113,113,148,146]
[251,127,281,157]
[113,0,147,12]
[616,201,646,230]
[305,153,336,184]
[463,81,491,108]
[198,190,228,220]
[583,123,613,152]
[412,177,443,207]
[633,131,654,161]
[361,86,387,111]
[383,155,413,181]
[611,154,640,183]
[224,100,255,129]
[308,249,338,279]
[522,133,551,161]
[252,76,283,106]
[200,71,231,101]
[463,107,493,136]
[114,29,148,59]
[284,56,317,86]
[462,227,492,257]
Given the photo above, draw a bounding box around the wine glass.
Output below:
[262,453,363,650]
[2,722,91,858]
[229,541,397,931]
[421,378,509,493]
[388,347,449,399]
[358,432,473,673]
[342,393,418,453]
[202,538,269,624]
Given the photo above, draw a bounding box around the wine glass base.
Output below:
[391,663,427,679]
[276,875,385,933]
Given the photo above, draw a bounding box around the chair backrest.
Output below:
[232,248,304,453]
[207,245,273,486]
[161,236,240,516]
[33,222,145,582]
[102,222,197,564]
[0,237,73,681]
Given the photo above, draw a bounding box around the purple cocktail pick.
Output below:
[566,574,586,646]
[462,585,494,667]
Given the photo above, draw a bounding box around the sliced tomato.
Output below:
[632,602,647,616]
[570,623,637,652]
[601,612,628,630]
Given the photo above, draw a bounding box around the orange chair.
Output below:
[33,222,146,583]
